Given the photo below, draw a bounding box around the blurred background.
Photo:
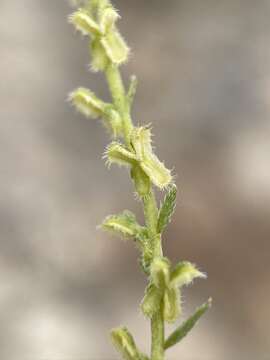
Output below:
[0,0,270,359]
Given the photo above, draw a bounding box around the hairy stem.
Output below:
[105,62,164,360]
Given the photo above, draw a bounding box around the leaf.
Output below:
[157,184,177,233]
[164,299,212,350]
[127,75,138,106]
[111,327,142,360]
[102,210,144,240]
[141,283,162,318]
[170,261,206,288]
[163,287,181,323]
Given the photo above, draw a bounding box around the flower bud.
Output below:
[111,327,141,360]
[104,142,137,167]
[91,37,109,72]
[101,30,130,65]
[141,283,162,319]
[131,165,150,198]
[150,257,171,289]
[102,210,143,240]
[100,6,120,34]
[163,287,181,323]
[69,9,101,36]
[69,87,107,118]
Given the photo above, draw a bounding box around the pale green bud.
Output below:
[150,257,171,289]
[131,127,172,189]
[103,107,123,138]
[104,142,137,167]
[141,283,162,319]
[69,87,107,118]
[163,287,181,323]
[111,327,141,360]
[99,6,120,34]
[131,165,151,198]
[102,210,143,240]
[69,9,101,36]
[101,30,130,65]
[91,37,109,72]
[170,261,206,288]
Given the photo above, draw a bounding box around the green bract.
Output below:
[68,1,211,359]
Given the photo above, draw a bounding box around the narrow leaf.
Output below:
[111,327,141,360]
[157,184,177,233]
[164,299,212,350]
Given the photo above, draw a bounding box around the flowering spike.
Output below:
[170,261,206,288]
[69,87,107,118]
[69,9,101,36]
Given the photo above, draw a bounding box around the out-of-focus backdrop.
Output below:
[1,0,270,359]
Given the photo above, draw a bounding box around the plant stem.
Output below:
[105,63,165,360]
[105,63,133,145]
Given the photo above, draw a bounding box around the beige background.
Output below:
[0,0,270,359]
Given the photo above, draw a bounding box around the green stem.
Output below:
[105,62,165,360]
[105,63,133,145]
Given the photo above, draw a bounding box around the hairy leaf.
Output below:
[164,299,212,349]
[157,184,177,233]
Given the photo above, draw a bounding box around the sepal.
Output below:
[163,287,181,323]
[170,261,206,287]
[131,165,150,198]
[150,257,171,289]
[141,283,162,318]
[91,37,109,72]
[111,327,141,360]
